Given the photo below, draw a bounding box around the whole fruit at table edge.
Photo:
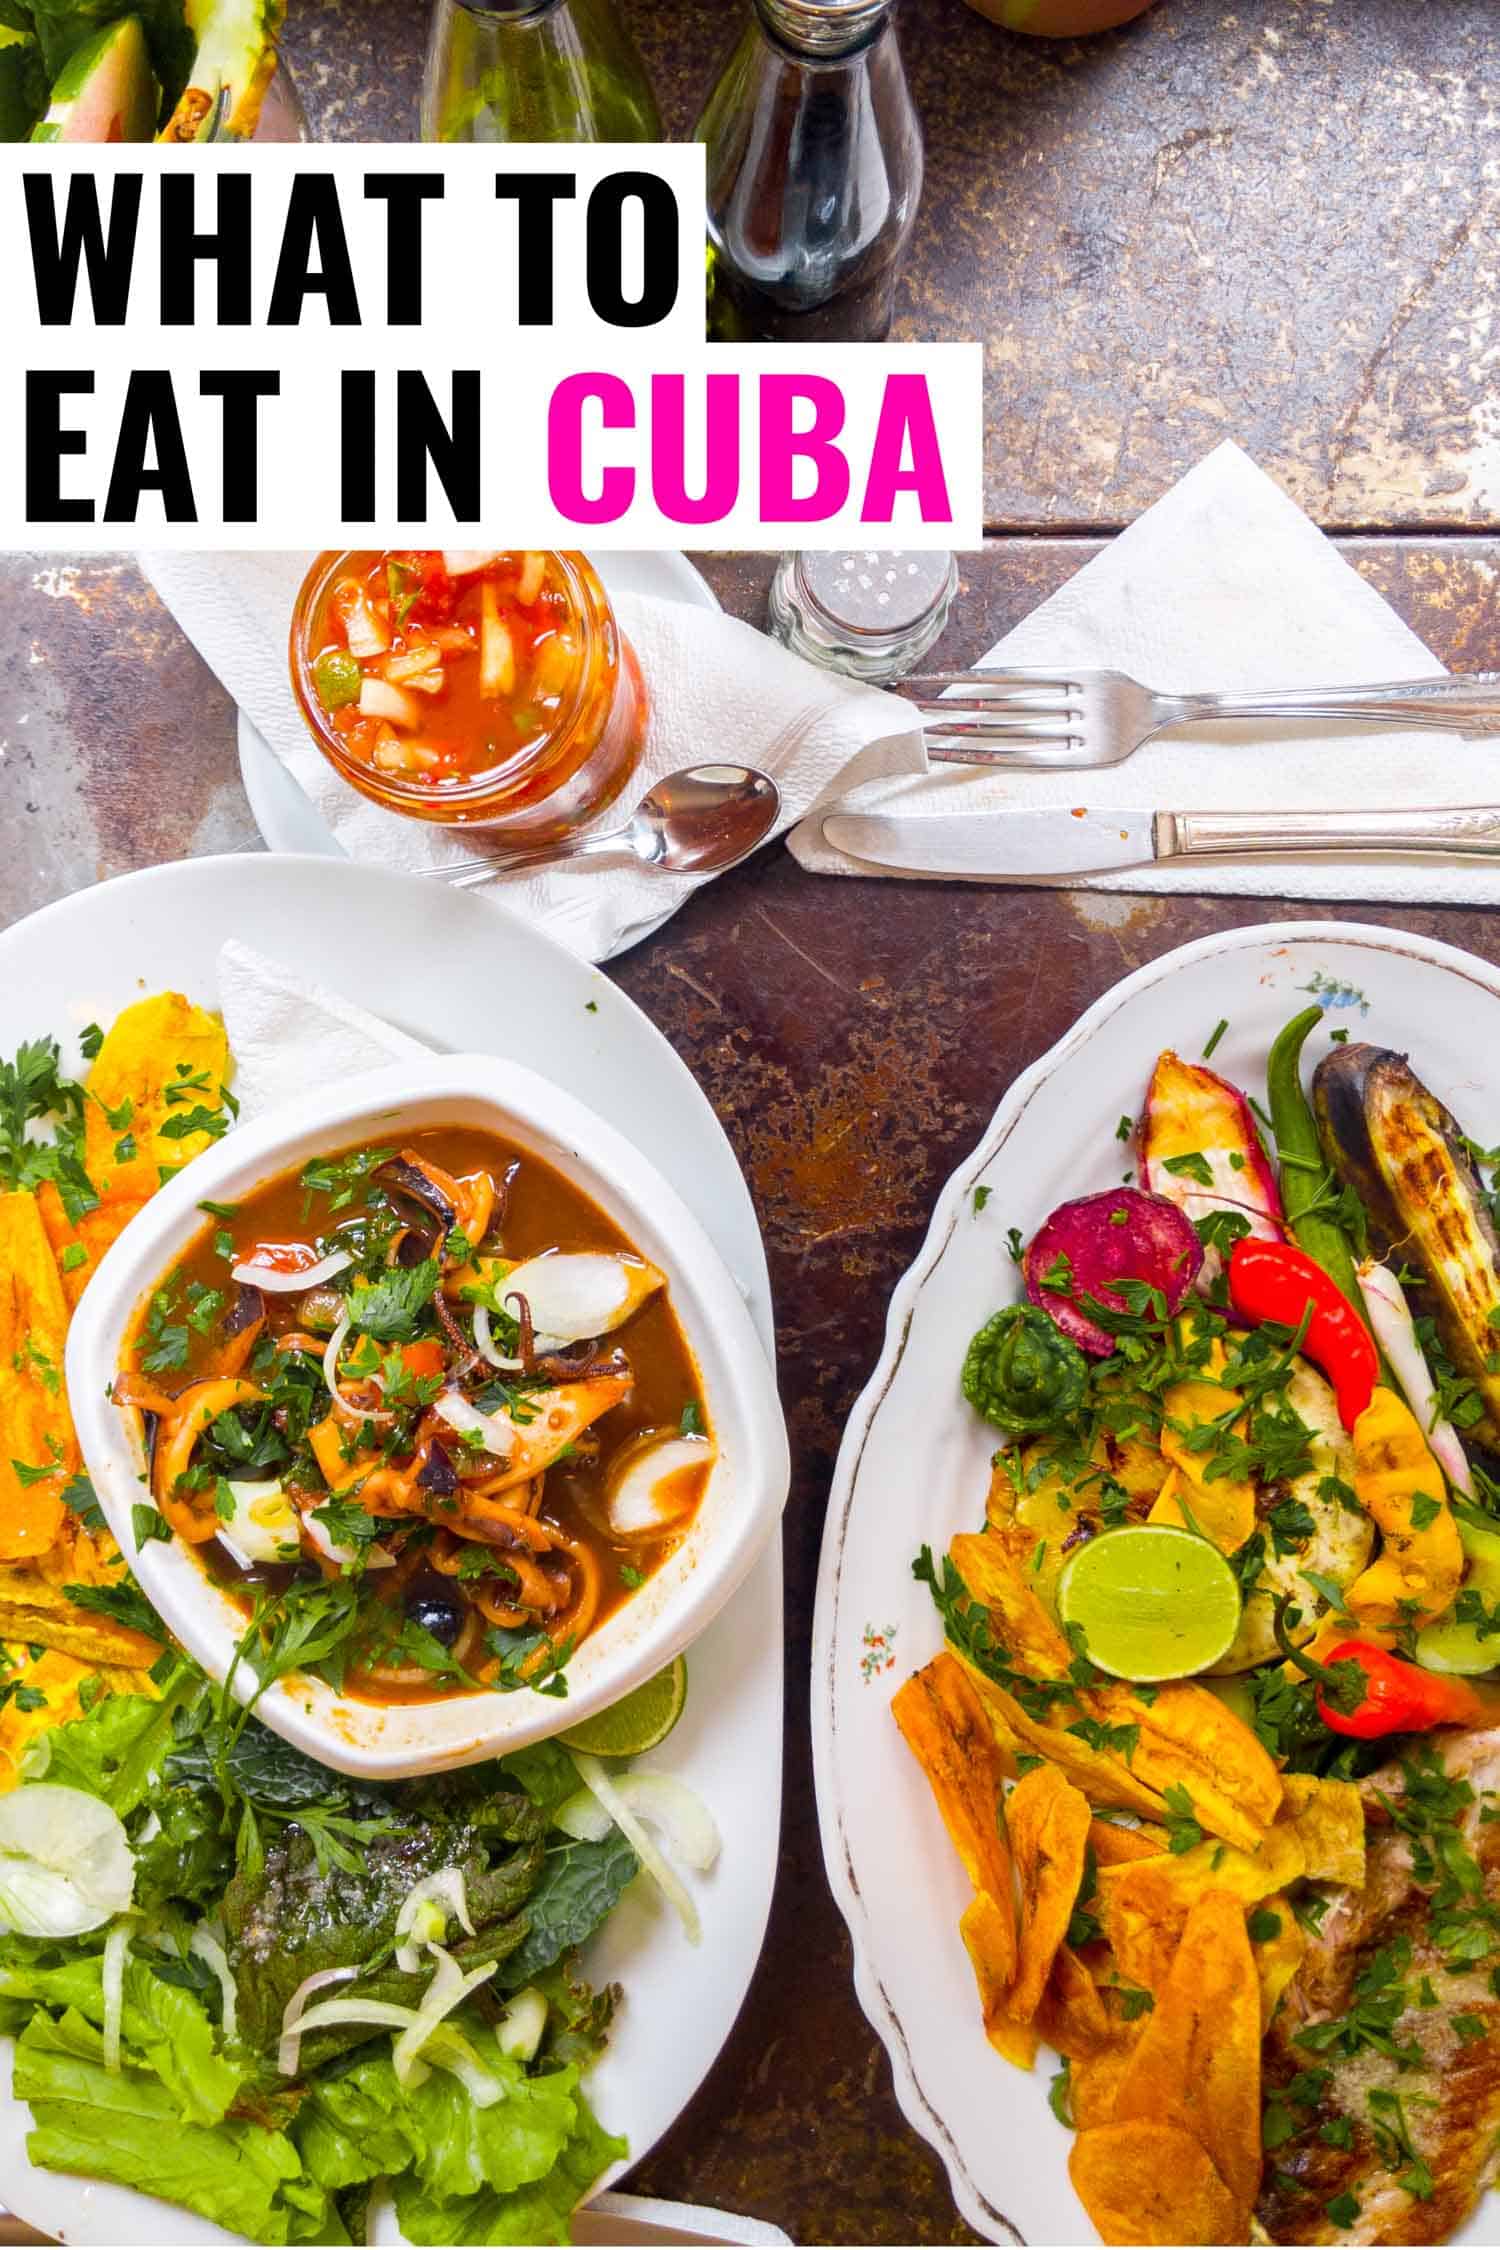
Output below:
[962,0,1159,34]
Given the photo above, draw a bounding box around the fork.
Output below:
[907,668,1500,771]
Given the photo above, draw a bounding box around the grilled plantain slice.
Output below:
[1314,1042,1500,1450]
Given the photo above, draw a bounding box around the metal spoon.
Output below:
[424,765,782,890]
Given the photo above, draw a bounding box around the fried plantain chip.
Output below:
[0,1644,156,1789]
[1070,2041,1141,2132]
[1110,1890,1261,2214]
[893,1652,1017,1930]
[83,992,230,1198]
[1069,2118,1245,2246]
[947,1530,1281,1853]
[1275,1773,1366,1888]
[1006,1762,1093,2023]
[37,1178,154,1310]
[0,1192,77,1564]
[960,1889,1038,2069]
[1097,1825,1305,1993]
[1035,1943,1116,2061]
[964,1663,1175,1825]
[1089,1816,1169,1866]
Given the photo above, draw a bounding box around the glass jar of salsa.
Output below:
[290,549,648,840]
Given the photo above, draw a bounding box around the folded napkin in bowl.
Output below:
[141,549,924,963]
[794,439,1497,906]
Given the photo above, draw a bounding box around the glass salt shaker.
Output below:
[697,0,923,343]
[769,549,958,683]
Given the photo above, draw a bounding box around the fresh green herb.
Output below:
[1161,1783,1204,1855]
[972,1185,992,1214]
[1247,1908,1283,1944]
[1047,2060,1074,2128]
[1326,2192,1361,2229]
[619,1563,645,1590]
[198,1198,239,1221]
[678,1399,706,1437]
[1203,1018,1229,1059]
[346,1258,441,1343]
[78,1023,103,1060]
[60,1241,88,1273]
[131,1504,173,1547]
[1115,1115,1133,1143]
[61,1577,163,1641]
[1163,1151,1214,1188]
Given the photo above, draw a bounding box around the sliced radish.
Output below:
[605,1432,715,1540]
[230,1248,351,1293]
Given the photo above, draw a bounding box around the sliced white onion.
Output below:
[230,1249,352,1294]
[1359,1260,1474,1496]
[434,1388,516,1460]
[189,1924,238,2045]
[102,1920,132,2074]
[394,1867,475,1973]
[554,1774,719,1872]
[500,1253,664,1348]
[391,1944,500,2088]
[300,1502,397,1573]
[420,2023,507,2107]
[0,1785,135,1939]
[279,1995,413,2081]
[278,1964,357,2077]
[472,1304,524,1374]
[322,1311,396,1427]
[553,1789,612,1845]
[495,1987,548,2063]
[605,1433,715,1541]
[215,1479,302,1571]
[570,1751,702,1944]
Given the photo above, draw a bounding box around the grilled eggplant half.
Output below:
[1314,1042,1500,1449]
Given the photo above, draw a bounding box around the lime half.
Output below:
[1057,1525,1241,1683]
[559,1656,688,1758]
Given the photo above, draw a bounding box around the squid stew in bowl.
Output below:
[67,1057,788,1776]
[119,1128,713,1703]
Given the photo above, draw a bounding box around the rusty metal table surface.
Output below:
[282,0,1500,535]
[6,536,1500,2244]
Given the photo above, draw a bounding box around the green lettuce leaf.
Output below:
[392,2086,626,2248]
[30,1681,184,1815]
[16,2008,343,2245]
[0,30,44,133]
[0,1953,244,2124]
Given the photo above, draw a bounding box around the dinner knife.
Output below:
[820,803,1500,878]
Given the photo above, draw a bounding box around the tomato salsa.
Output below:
[290,550,647,837]
[118,1128,713,1704]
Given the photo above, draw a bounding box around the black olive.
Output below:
[405,1582,464,1648]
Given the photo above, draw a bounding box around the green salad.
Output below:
[0,1652,645,2245]
[0,0,282,142]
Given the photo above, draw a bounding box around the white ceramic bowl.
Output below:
[66,1054,789,1780]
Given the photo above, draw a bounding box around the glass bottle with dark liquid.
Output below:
[697,0,923,344]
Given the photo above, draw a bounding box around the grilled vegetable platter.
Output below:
[0,992,722,2246]
[814,926,1500,2249]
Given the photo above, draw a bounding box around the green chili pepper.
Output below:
[313,649,362,712]
[1265,1006,1366,1316]
[961,1305,1088,1437]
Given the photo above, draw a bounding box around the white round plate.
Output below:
[0,852,781,2248]
[238,551,721,856]
[812,919,1500,2248]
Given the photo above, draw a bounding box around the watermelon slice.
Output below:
[30,14,157,141]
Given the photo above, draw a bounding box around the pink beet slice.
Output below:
[1024,1187,1203,1355]
[1138,1050,1285,1286]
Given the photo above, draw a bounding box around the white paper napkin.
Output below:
[793,440,1495,903]
[141,549,924,963]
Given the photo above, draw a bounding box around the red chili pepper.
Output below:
[1227,1237,1378,1430]
[1271,1597,1498,1737]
